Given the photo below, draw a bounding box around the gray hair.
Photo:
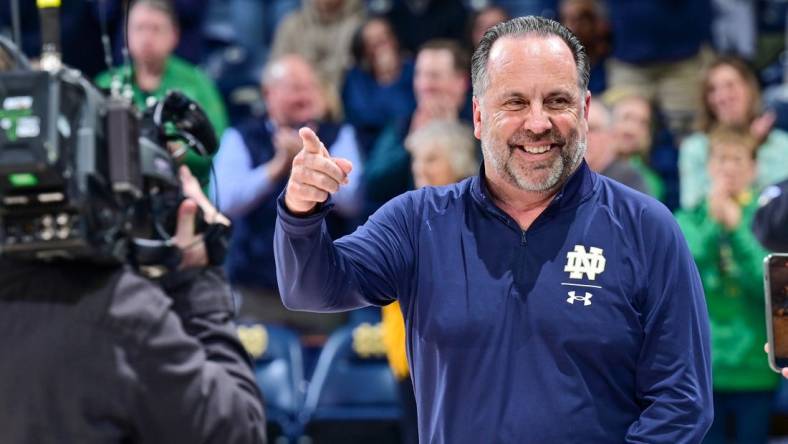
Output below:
[405,120,479,180]
[471,16,590,97]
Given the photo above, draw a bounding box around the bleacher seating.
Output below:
[299,323,402,444]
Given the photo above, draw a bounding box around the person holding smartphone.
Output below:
[677,126,778,444]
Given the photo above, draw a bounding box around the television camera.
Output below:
[0,19,226,270]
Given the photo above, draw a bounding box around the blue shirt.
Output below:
[275,162,713,443]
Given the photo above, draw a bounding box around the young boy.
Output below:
[676,126,777,443]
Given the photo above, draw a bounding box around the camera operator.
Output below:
[754,179,788,252]
[0,166,266,443]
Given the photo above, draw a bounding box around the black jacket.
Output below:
[0,260,266,444]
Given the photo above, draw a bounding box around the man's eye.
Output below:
[503,99,525,108]
[547,97,570,108]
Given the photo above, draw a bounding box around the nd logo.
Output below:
[564,245,606,280]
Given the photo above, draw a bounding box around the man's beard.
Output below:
[482,126,586,193]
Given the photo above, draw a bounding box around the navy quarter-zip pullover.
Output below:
[275,162,713,443]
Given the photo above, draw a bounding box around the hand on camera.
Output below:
[174,167,229,269]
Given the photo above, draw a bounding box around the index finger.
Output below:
[299,127,326,155]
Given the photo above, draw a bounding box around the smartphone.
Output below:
[765,253,788,372]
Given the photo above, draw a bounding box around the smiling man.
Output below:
[274,16,713,443]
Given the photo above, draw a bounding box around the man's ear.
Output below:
[583,91,591,121]
[580,90,591,134]
[472,96,482,140]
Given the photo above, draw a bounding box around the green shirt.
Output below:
[676,193,778,391]
[95,56,228,189]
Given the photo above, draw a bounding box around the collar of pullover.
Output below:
[470,160,598,230]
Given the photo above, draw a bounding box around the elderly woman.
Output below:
[679,56,788,209]
[381,119,478,444]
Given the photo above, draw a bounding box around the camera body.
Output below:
[0,67,183,265]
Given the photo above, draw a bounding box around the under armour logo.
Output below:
[567,291,592,306]
[564,245,606,280]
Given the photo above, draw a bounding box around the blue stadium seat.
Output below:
[238,323,305,442]
[300,324,402,443]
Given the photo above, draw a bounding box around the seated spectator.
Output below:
[558,0,610,94]
[605,0,712,138]
[676,127,778,444]
[608,91,665,200]
[382,119,478,444]
[270,0,364,114]
[342,17,416,152]
[213,54,364,334]
[95,0,228,190]
[679,56,788,210]
[585,100,648,193]
[364,39,471,213]
[467,6,510,51]
[116,0,209,64]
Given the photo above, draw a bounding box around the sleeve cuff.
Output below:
[276,189,335,235]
